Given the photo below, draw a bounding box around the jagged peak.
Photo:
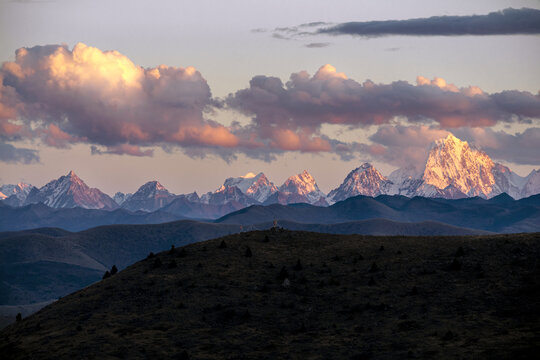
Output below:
[138,180,167,192]
[58,170,85,187]
[349,163,376,174]
[357,163,373,170]
[433,133,470,150]
[285,170,316,185]
[66,170,81,180]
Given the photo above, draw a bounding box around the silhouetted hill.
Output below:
[0,217,488,316]
[0,221,241,309]
[256,219,491,236]
[217,194,540,233]
[1,230,538,359]
[0,203,185,232]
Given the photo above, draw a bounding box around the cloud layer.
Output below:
[315,8,540,37]
[1,43,539,167]
[0,140,39,164]
[227,64,539,131]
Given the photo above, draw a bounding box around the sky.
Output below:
[0,0,539,195]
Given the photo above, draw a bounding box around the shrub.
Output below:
[102,271,111,279]
[277,266,289,280]
[16,313,22,322]
[169,245,175,255]
[153,258,162,269]
[447,258,462,271]
[110,265,118,275]
[147,252,155,259]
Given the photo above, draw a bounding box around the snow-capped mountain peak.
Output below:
[521,169,540,198]
[223,172,263,193]
[113,192,132,205]
[219,172,277,203]
[23,171,117,210]
[278,170,326,204]
[388,165,421,184]
[121,181,176,212]
[0,182,34,201]
[423,135,497,197]
[328,163,393,203]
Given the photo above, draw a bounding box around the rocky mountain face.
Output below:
[422,134,498,197]
[328,163,393,203]
[328,134,537,201]
[0,183,35,206]
[265,170,327,205]
[222,172,278,203]
[201,172,278,206]
[121,181,177,212]
[113,192,132,206]
[521,170,540,199]
[417,134,532,199]
[23,171,118,210]
[200,185,258,207]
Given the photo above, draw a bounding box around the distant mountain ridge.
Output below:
[2,134,539,215]
[216,193,540,234]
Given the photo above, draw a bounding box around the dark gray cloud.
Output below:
[453,127,540,165]
[0,141,39,164]
[304,42,331,48]
[318,8,540,37]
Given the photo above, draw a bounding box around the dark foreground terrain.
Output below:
[1,230,539,359]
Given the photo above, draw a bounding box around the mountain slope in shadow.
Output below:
[1,230,538,359]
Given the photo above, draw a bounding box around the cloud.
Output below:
[304,42,331,48]
[1,44,538,166]
[90,144,154,157]
[453,127,540,165]
[362,125,450,168]
[317,8,540,37]
[0,43,237,158]
[362,125,540,168]
[0,141,39,164]
[227,64,540,136]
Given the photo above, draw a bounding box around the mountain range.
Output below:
[2,134,540,216]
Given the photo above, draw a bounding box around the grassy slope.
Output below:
[1,230,539,359]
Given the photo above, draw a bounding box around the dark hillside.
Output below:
[2,230,539,359]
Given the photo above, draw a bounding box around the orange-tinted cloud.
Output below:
[0,43,219,156]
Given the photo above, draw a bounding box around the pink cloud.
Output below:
[0,43,228,154]
[91,144,154,157]
[228,65,540,132]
